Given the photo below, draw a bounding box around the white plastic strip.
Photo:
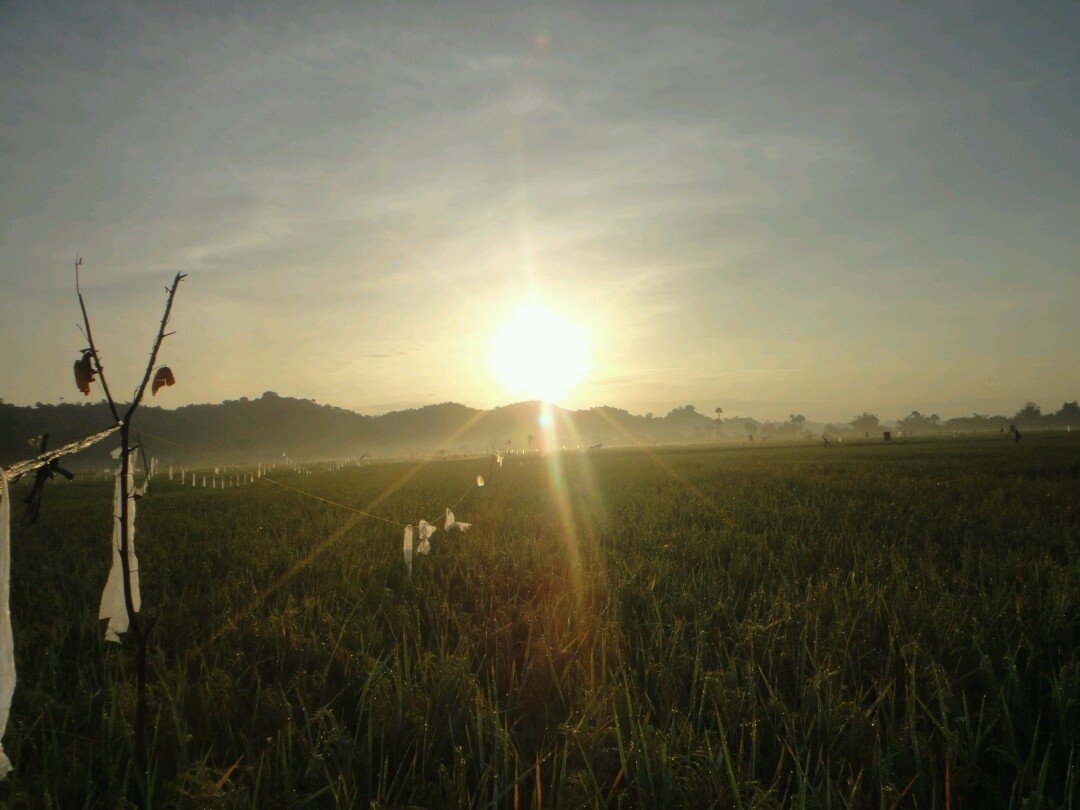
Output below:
[0,472,15,778]
[417,520,435,554]
[444,509,472,533]
[98,450,141,642]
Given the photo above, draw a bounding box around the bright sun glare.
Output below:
[491,303,588,403]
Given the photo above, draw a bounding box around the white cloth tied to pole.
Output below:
[444,509,471,533]
[98,450,140,643]
[0,472,16,778]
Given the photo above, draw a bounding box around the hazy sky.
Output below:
[1,1,1077,421]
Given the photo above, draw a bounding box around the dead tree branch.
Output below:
[75,258,121,423]
[125,273,185,425]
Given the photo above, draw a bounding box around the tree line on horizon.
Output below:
[1,393,1076,468]
[641,400,1079,437]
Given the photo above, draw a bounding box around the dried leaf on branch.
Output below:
[151,366,176,395]
[73,350,96,396]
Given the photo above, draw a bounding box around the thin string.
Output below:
[136,432,490,533]
[104,428,498,662]
[136,428,491,660]
[448,482,478,512]
[258,476,406,528]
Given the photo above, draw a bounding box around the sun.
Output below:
[491,303,588,402]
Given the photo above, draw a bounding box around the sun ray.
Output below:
[537,401,585,605]
[589,407,730,527]
[173,407,497,662]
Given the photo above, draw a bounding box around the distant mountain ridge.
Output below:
[0,392,719,469]
[2,392,1075,469]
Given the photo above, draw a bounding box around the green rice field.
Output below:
[2,433,1077,807]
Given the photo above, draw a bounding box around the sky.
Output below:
[1,1,1077,422]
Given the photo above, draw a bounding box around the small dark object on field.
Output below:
[822,434,830,446]
[883,431,891,442]
[1015,428,1022,443]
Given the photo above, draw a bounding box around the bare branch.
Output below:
[75,258,121,423]
[125,273,186,424]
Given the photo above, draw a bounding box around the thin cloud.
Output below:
[0,3,1075,417]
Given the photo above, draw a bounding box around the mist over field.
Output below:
[2,393,1077,468]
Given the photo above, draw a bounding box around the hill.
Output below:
[5,393,1075,470]
[0,393,722,469]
